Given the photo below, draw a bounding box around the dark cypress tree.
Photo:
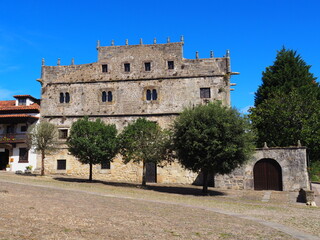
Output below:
[254,47,318,106]
[250,47,320,163]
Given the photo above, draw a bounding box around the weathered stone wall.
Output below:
[38,41,234,184]
[41,146,197,184]
[41,76,228,118]
[215,147,310,191]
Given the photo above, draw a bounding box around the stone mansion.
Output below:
[37,38,237,183]
[36,38,309,191]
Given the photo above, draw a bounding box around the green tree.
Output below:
[172,102,256,194]
[255,47,318,106]
[250,48,320,163]
[67,117,118,181]
[27,121,58,176]
[118,118,172,187]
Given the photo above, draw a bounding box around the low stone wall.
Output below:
[41,148,197,184]
[215,147,310,191]
[40,147,310,191]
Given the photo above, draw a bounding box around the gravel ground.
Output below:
[0,172,319,240]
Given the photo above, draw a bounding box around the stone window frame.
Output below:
[59,91,71,104]
[99,88,115,105]
[144,61,152,72]
[167,60,174,70]
[102,64,109,73]
[57,159,67,170]
[200,87,211,99]
[124,62,131,73]
[58,128,69,140]
[143,86,159,103]
[101,160,111,169]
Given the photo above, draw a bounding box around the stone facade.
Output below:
[215,147,310,191]
[38,39,236,183]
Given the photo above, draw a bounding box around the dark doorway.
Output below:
[146,162,157,183]
[0,149,9,170]
[254,158,283,191]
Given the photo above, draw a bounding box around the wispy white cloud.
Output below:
[240,105,253,114]
[0,65,20,73]
[0,87,16,100]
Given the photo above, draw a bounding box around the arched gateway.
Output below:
[254,158,283,191]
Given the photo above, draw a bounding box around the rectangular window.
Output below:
[124,63,130,72]
[57,159,66,170]
[101,160,111,169]
[19,148,28,163]
[21,125,27,132]
[200,88,211,98]
[145,62,151,71]
[59,129,68,139]
[6,125,14,134]
[102,64,108,73]
[18,98,26,106]
[168,61,174,69]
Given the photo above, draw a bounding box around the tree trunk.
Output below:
[202,169,208,195]
[142,161,147,187]
[41,150,45,176]
[89,162,93,181]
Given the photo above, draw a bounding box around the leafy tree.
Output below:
[172,102,256,194]
[250,48,320,163]
[118,118,172,187]
[27,121,58,176]
[67,117,118,181]
[255,47,318,106]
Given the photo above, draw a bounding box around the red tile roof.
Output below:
[0,101,40,112]
[0,100,15,107]
[13,95,39,101]
[0,114,39,119]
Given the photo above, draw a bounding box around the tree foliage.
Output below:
[27,121,58,176]
[118,118,172,186]
[67,117,118,181]
[250,48,320,162]
[255,47,318,106]
[172,102,256,194]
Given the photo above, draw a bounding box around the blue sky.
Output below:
[0,0,319,113]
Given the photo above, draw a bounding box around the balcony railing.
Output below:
[0,133,27,143]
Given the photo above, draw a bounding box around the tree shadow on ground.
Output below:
[53,177,225,196]
[146,185,225,196]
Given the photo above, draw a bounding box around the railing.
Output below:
[0,133,27,143]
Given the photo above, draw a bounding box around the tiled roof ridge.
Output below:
[0,114,39,118]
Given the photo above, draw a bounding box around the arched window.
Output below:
[65,92,70,103]
[107,91,113,102]
[102,91,107,102]
[152,89,157,100]
[59,93,64,103]
[146,89,152,101]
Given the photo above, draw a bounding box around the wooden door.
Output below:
[0,149,9,170]
[254,159,282,191]
[146,162,157,183]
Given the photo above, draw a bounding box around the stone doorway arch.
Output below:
[253,158,283,191]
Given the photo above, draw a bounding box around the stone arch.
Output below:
[253,158,283,191]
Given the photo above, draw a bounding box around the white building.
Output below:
[0,95,40,172]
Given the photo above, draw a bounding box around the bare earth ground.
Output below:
[0,172,319,240]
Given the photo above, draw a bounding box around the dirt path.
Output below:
[0,173,319,239]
